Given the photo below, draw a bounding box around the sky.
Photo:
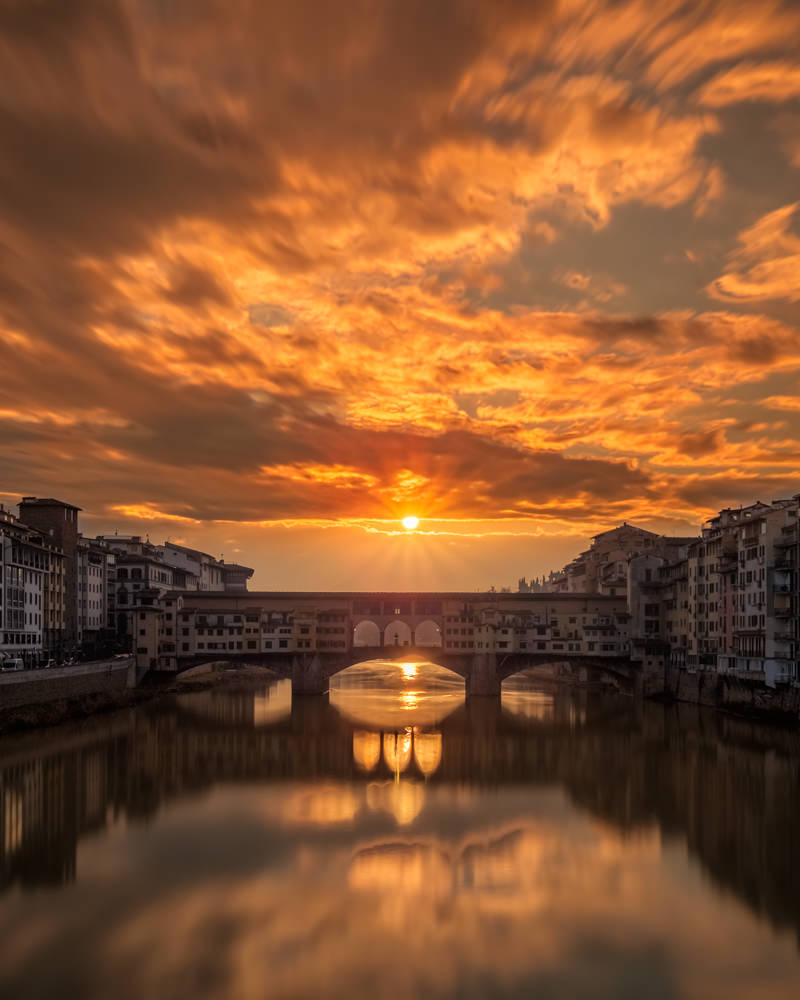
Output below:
[1,0,800,590]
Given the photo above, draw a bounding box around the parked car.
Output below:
[1,658,25,672]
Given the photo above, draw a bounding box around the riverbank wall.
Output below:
[641,661,800,723]
[0,658,135,711]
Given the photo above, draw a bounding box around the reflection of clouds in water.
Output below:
[4,793,800,1000]
[347,820,666,919]
[349,842,451,897]
[282,780,426,828]
[282,784,360,826]
[366,781,426,826]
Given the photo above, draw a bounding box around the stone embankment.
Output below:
[0,658,135,707]
[0,662,276,734]
[641,662,800,725]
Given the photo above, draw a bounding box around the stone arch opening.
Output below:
[414,619,442,647]
[353,620,381,647]
[384,620,412,647]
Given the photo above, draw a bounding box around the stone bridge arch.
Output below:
[384,620,413,647]
[353,619,381,647]
[495,653,637,692]
[413,619,442,647]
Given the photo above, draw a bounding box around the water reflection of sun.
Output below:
[401,662,418,679]
[402,691,418,711]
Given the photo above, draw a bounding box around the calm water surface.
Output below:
[2,658,800,999]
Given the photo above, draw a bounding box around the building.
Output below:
[76,537,115,655]
[18,498,81,651]
[1,507,48,666]
[628,497,800,687]
[549,523,695,596]
[220,561,255,592]
[123,591,632,675]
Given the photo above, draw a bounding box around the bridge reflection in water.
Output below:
[329,659,460,822]
[3,661,800,998]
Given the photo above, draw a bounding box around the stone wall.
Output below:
[641,659,800,722]
[0,660,133,711]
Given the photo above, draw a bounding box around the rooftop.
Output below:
[20,496,82,511]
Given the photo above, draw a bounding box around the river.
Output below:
[1,658,800,998]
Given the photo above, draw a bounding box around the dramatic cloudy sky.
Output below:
[2,0,800,588]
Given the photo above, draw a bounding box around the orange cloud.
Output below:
[708,203,800,303]
[1,0,800,586]
[697,60,800,106]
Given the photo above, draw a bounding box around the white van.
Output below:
[0,658,25,673]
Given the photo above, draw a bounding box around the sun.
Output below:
[402,515,419,530]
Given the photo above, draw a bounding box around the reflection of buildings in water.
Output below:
[352,731,381,773]
[501,683,586,728]
[176,680,292,728]
[0,741,124,890]
[253,681,292,726]
[501,689,555,723]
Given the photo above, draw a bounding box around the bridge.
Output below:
[151,590,639,695]
[174,647,640,697]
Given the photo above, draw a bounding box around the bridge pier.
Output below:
[467,652,501,697]
[291,653,328,695]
